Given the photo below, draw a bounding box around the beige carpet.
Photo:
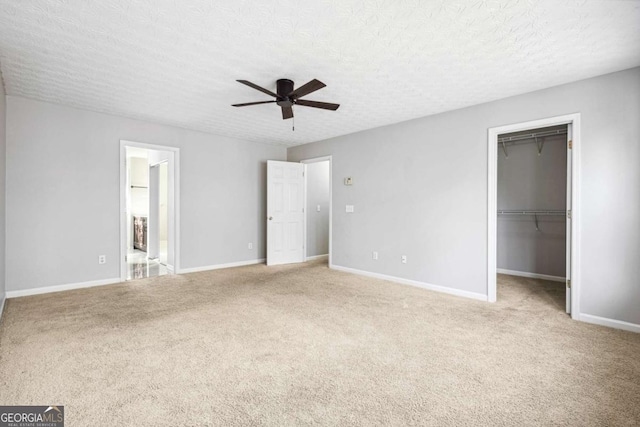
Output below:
[0,260,639,426]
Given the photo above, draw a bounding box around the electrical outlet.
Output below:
[316,204,321,212]
[401,255,407,264]
[248,242,253,250]
[98,255,106,264]
[372,251,378,260]
[346,205,354,213]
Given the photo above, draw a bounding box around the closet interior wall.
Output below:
[497,125,567,278]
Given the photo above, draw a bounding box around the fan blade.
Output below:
[232,100,277,107]
[236,80,278,98]
[281,106,293,120]
[288,79,326,98]
[295,99,340,111]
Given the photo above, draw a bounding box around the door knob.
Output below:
[268,216,273,220]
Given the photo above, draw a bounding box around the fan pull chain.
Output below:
[292,116,295,131]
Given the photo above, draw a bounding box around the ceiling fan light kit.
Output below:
[232,78,340,122]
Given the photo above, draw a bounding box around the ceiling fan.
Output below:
[232,79,340,120]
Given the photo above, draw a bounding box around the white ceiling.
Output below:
[0,1,638,146]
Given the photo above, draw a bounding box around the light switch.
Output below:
[346,205,354,213]
[316,204,321,212]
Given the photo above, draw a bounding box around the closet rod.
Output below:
[498,129,567,144]
[498,209,566,230]
[497,210,565,215]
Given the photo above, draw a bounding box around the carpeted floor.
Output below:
[0,260,638,426]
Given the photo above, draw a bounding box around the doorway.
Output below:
[487,114,581,318]
[302,156,332,265]
[265,156,332,267]
[120,141,180,281]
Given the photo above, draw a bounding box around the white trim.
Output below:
[6,277,122,298]
[497,268,565,283]
[120,140,181,281]
[179,258,265,274]
[331,265,487,302]
[488,124,498,303]
[4,258,264,298]
[579,313,640,334]
[300,156,333,267]
[303,163,308,261]
[487,113,581,320]
[306,254,328,261]
[299,156,333,163]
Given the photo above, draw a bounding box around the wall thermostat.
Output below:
[344,177,353,186]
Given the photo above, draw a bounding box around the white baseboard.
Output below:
[306,254,328,261]
[331,265,487,302]
[579,313,640,333]
[6,277,122,299]
[4,258,266,298]
[179,258,265,274]
[497,268,565,283]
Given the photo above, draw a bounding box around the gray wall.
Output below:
[288,67,640,325]
[6,96,286,292]
[0,73,6,313]
[306,161,330,257]
[497,134,567,277]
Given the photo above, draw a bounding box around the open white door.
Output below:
[566,124,573,314]
[148,164,160,260]
[158,162,169,266]
[267,160,305,266]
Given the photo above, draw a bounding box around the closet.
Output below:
[496,124,570,312]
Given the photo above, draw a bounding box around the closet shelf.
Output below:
[498,128,567,158]
[498,129,567,145]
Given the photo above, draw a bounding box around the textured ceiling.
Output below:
[0,0,639,146]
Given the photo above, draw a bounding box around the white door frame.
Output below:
[487,113,581,318]
[300,156,333,267]
[120,140,181,281]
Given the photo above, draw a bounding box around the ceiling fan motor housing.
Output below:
[276,79,294,107]
[232,78,339,120]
